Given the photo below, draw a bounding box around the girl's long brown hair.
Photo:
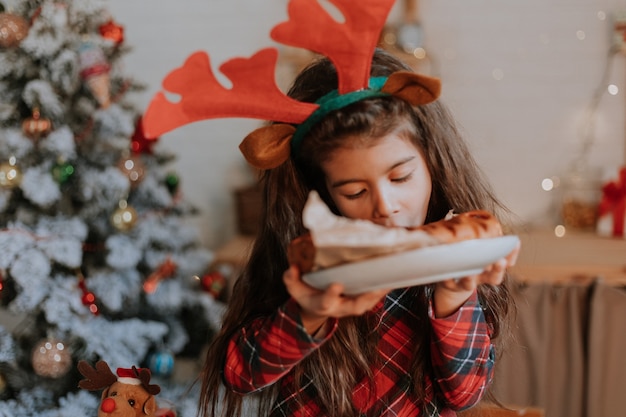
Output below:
[199,49,515,417]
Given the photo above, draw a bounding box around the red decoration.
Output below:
[131,117,158,154]
[141,0,396,139]
[99,19,124,45]
[200,271,226,298]
[77,272,99,315]
[597,167,626,237]
[22,108,52,140]
[143,258,177,294]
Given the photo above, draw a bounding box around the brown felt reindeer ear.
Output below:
[239,124,296,170]
[381,71,441,105]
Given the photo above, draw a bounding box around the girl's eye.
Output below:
[344,189,365,200]
[392,172,413,183]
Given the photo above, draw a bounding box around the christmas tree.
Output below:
[0,1,225,415]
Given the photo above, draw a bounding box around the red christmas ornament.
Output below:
[201,271,226,298]
[99,19,124,45]
[131,117,158,154]
[143,258,177,294]
[78,272,99,315]
[22,108,52,140]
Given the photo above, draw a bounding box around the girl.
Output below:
[199,49,518,417]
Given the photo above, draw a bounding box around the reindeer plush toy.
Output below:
[78,360,161,417]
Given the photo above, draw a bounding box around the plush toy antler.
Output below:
[143,0,441,170]
[78,360,117,390]
[129,366,161,396]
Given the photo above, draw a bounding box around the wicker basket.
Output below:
[234,184,263,236]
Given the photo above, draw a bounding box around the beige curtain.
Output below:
[490,280,591,417]
[586,283,626,417]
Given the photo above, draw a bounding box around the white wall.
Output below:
[107,0,626,249]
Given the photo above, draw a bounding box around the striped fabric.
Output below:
[224,289,494,416]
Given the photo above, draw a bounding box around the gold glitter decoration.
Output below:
[31,338,72,378]
[0,12,29,48]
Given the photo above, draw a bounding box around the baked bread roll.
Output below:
[288,210,502,274]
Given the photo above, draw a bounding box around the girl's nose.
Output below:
[373,188,397,218]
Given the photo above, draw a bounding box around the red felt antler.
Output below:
[271,0,395,94]
[142,48,318,138]
[143,0,440,170]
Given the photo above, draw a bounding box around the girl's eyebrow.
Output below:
[329,155,416,188]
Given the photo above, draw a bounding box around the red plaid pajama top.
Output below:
[224,288,494,416]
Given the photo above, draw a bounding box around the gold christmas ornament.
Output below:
[117,153,145,186]
[111,199,138,231]
[31,338,72,378]
[22,108,52,140]
[0,156,21,188]
[0,12,29,48]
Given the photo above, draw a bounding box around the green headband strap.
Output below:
[290,76,390,158]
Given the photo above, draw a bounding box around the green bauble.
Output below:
[165,172,179,194]
[51,161,75,184]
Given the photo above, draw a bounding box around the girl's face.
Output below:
[321,133,432,228]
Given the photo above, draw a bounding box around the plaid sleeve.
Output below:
[223,297,338,394]
[429,290,495,410]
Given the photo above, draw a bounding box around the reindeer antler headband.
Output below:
[142,0,441,170]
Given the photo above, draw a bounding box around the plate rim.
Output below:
[303,235,520,294]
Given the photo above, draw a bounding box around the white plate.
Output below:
[303,235,520,295]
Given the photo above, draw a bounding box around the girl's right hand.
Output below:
[283,265,389,335]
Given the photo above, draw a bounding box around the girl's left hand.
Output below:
[432,240,520,317]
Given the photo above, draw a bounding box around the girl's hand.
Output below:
[433,240,520,318]
[283,265,389,335]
